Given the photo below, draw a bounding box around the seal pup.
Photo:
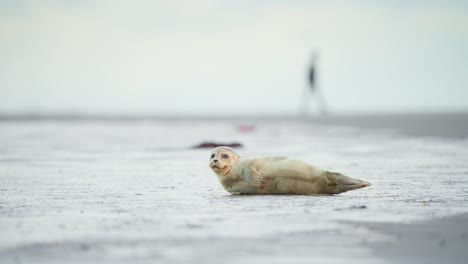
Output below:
[209,146,371,195]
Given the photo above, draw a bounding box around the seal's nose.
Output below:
[213,159,218,163]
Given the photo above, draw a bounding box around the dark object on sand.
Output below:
[193,142,243,149]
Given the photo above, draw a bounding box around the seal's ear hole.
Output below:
[221,154,229,159]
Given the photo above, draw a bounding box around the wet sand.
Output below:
[361,213,468,264]
[307,112,468,138]
[0,113,467,263]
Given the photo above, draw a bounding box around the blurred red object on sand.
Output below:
[239,125,255,133]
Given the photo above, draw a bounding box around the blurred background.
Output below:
[1,0,467,116]
[2,2,468,263]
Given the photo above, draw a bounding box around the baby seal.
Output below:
[209,146,371,195]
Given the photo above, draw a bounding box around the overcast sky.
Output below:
[1,0,467,116]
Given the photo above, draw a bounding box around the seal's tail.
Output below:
[326,172,371,194]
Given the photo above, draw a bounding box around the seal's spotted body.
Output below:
[209,147,371,195]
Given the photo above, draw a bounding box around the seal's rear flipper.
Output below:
[327,172,371,194]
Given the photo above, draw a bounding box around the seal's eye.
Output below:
[210,154,215,159]
[221,154,229,159]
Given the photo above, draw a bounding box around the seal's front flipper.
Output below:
[327,172,371,194]
[243,167,266,190]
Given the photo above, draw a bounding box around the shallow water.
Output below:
[0,119,467,263]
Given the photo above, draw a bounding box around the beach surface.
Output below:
[1,114,467,263]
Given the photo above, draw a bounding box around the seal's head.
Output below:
[209,146,240,175]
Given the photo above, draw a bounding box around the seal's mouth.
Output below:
[211,164,226,170]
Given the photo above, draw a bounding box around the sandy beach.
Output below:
[0,113,467,263]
